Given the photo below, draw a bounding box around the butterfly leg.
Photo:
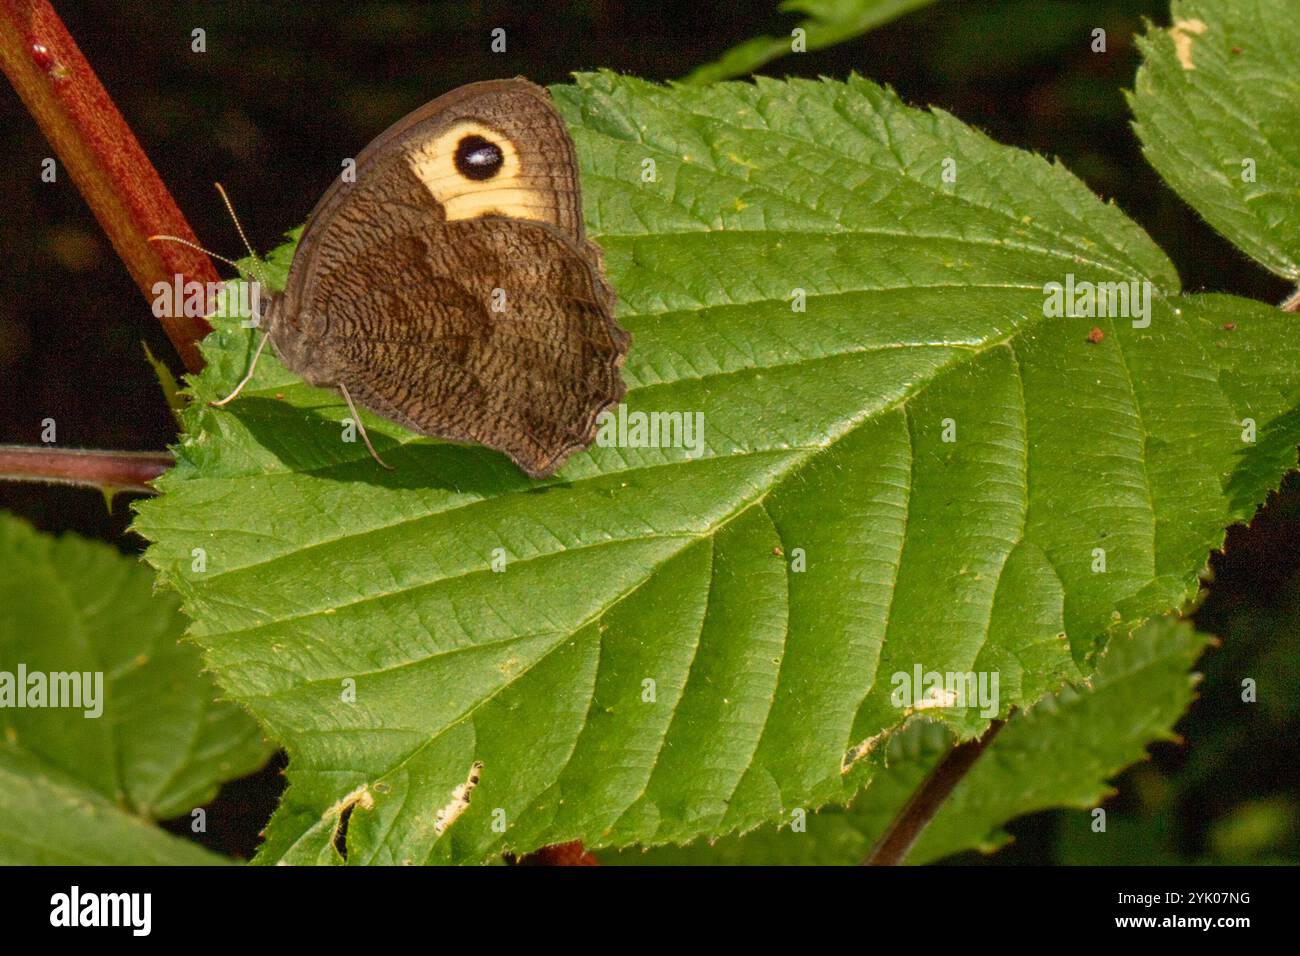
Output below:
[339,382,395,470]
[210,329,272,407]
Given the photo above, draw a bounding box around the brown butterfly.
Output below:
[200,79,630,478]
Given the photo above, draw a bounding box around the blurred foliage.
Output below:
[681,0,939,84]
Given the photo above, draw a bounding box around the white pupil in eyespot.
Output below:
[455,136,504,180]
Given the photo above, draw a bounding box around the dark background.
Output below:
[1,0,1295,863]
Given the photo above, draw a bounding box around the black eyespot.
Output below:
[454,135,504,180]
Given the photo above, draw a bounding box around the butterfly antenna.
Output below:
[213,182,271,291]
[145,231,274,405]
[146,233,245,270]
[339,383,395,470]
[165,184,276,407]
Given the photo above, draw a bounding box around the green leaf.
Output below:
[1078,553,1300,865]
[0,514,271,863]
[142,340,186,423]
[683,0,940,84]
[603,616,1208,864]
[1207,796,1297,860]
[0,745,229,865]
[1130,0,1300,280]
[134,72,1300,865]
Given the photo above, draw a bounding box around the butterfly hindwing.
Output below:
[309,217,626,477]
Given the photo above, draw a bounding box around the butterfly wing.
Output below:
[271,78,628,476]
[310,216,627,477]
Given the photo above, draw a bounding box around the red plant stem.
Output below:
[518,840,600,866]
[0,445,172,495]
[863,719,1006,865]
[0,0,217,371]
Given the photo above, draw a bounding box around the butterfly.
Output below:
[195,79,630,478]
